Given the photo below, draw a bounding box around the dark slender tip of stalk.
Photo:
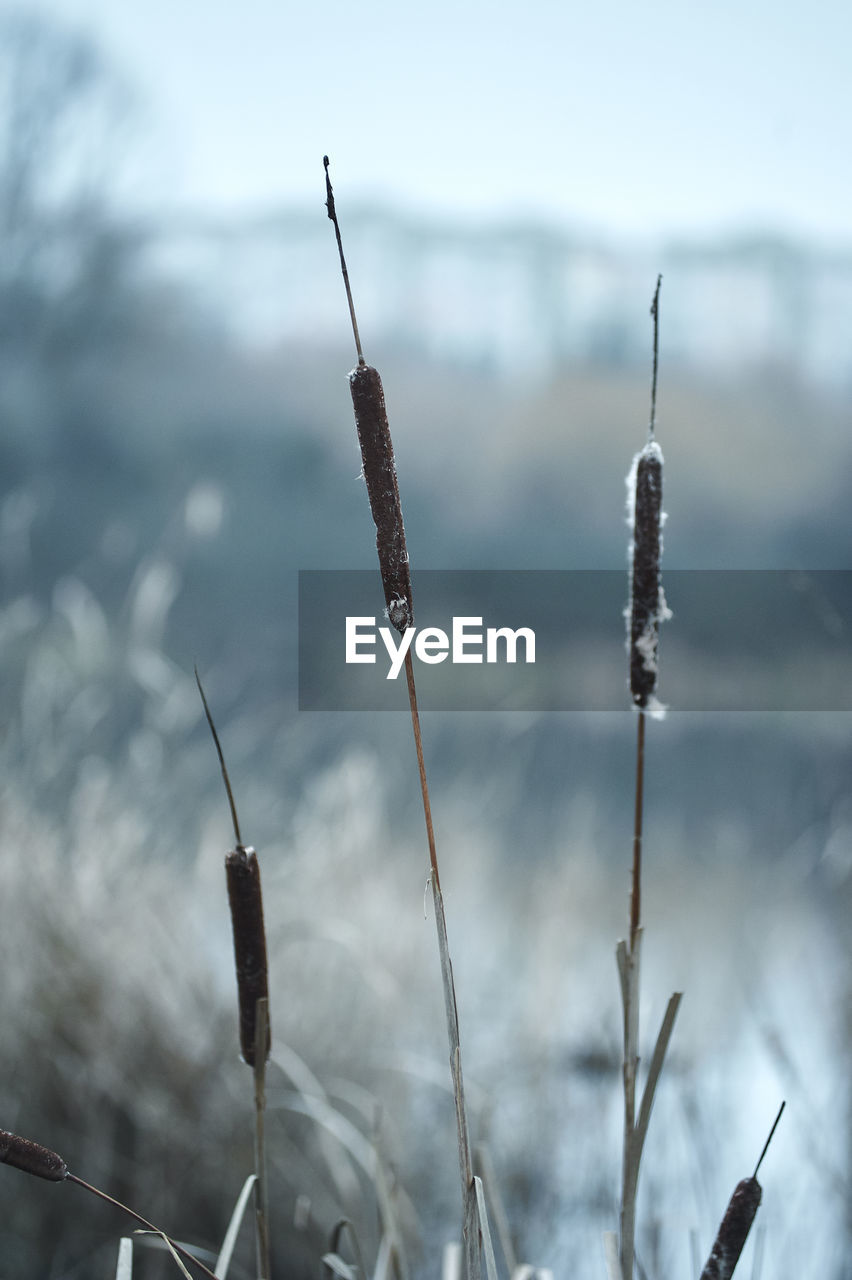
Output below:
[194,664,243,848]
[753,1101,785,1179]
[323,155,334,217]
[649,274,662,439]
[323,155,365,365]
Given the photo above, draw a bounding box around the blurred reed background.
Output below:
[0,4,850,1277]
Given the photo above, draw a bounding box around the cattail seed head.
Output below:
[700,1176,762,1280]
[349,363,413,634]
[0,1130,67,1182]
[627,439,667,711]
[225,845,270,1067]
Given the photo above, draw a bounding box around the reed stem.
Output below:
[404,650,480,1280]
[630,710,645,950]
[618,276,680,1280]
[253,998,272,1280]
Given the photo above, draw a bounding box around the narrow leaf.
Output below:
[215,1173,257,1278]
[329,1217,369,1280]
[114,1238,133,1280]
[603,1231,621,1280]
[322,1252,359,1280]
[373,1233,393,1280]
[632,991,682,1169]
[135,1231,193,1279]
[474,1176,498,1280]
[442,1243,463,1280]
[475,1143,517,1275]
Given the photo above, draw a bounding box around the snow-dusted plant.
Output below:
[609,277,681,1280]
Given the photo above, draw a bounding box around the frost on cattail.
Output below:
[226,845,270,1068]
[699,1177,762,1280]
[349,363,413,634]
[0,1130,67,1182]
[626,439,668,714]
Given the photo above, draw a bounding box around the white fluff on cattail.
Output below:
[625,439,670,720]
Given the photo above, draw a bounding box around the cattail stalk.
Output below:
[699,1103,784,1280]
[617,276,680,1280]
[196,668,272,1280]
[0,1130,219,1279]
[325,156,480,1280]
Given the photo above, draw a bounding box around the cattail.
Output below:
[699,1178,762,1280]
[324,157,480,1280]
[195,668,270,1067]
[699,1102,785,1280]
[627,440,665,707]
[0,1130,67,1182]
[324,156,413,635]
[225,844,270,1067]
[349,363,413,632]
[627,275,667,711]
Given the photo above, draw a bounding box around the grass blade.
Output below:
[603,1232,621,1280]
[214,1173,257,1279]
[322,1254,359,1280]
[473,1176,498,1280]
[631,991,682,1170]
[114,1238,133,1280]
[474,1144,517,1276]
[136,1231,194,1279]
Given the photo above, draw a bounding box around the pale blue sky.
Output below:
[36,0,852,242]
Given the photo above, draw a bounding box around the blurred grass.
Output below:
[0,571,849,1275]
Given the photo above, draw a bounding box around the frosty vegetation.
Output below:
[0,10,850,1279]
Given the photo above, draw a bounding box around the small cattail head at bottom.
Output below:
[699,1176,762,1280]
[349,363,413,634]
[225,846,271,1067]
[0,1130,68,1182]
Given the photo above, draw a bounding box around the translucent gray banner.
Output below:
[298,570,852,711]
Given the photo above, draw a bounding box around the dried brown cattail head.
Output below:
[699,1176,762,1280]
[324,157,413,635]
[226,845,271,1067]
[349,363,413,633]
[0,1130,67,1182]
[627,439,666,709]
[195,668,272,1068]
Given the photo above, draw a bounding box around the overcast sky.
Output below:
[35,0,852,244]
